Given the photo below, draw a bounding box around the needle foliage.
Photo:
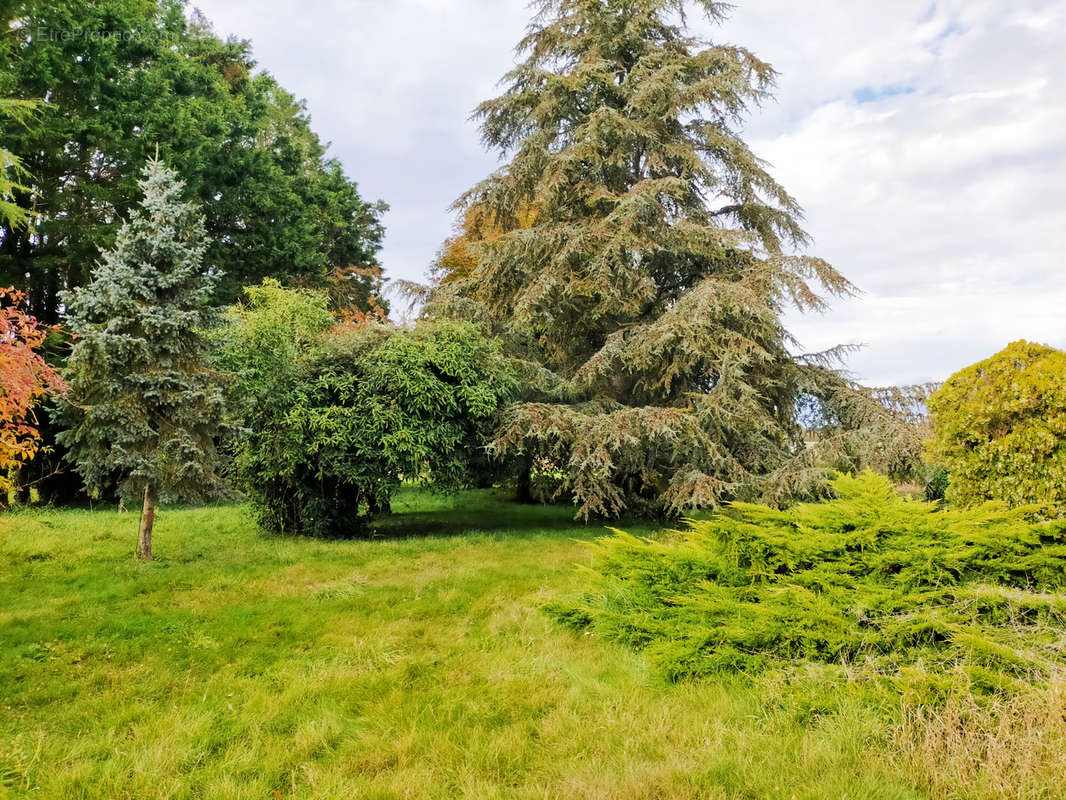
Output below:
[429,0,920,519]
[547,472,1066,696]
[57,159,228,506]
[0,0,386,321]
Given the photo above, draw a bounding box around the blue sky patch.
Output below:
[853,85,917,104]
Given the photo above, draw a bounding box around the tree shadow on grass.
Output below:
[368,489,662,541]
[369,506,592,540]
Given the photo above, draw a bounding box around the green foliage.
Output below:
[57,159,227,505]
[927,341,1066,514]
[7,494,1066,799]
[0,496,935,800]
[0,0,385,321]
[429,0,921,519]
[547,472,1066,693]
[924,465,950,503]
[233,319,518,537]
[0,97,37,229]
[213,279,335,407]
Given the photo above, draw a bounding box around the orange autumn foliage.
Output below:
[433,203,538,285]
[0,287,66,498]
[326,264,390,323]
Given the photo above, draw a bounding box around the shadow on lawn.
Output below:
[369,507,592,540]
[368,489,657,540]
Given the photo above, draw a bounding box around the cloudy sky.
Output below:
[191,0,1066,387]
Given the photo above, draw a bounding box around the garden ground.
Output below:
[2,490,1062,799]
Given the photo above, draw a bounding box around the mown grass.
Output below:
[0,489,1060,799]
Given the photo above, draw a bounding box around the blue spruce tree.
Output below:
[59,159,228,559]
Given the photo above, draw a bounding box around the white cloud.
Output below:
[724,0,1066,383]
[191,0,1066,385]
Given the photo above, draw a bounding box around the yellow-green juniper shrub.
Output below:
[927,340,1066,514]
[547,472,1066,695]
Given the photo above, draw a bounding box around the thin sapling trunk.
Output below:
[138,483,156,561]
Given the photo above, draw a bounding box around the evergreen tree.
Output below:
[430,0,914,518]
[928,341,1066,514]
[0,0,386,321]
[58,159,227,559]
[0,98,36,230]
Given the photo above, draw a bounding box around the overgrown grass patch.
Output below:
[3,484,1066,799]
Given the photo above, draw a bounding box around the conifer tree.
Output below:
[59,159,227,559]
[430,0,915,517]
[0,98,36,230]
[1,1,387,322]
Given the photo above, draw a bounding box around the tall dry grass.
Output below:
[896,675,1066,800]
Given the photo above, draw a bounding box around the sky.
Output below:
[190,0,1066,387]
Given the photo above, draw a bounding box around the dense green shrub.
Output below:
[547,472,1066,694]
[927,341,1066,514]
[213,279,336,409]
[232,319,516,538]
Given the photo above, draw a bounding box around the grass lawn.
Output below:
[0,490,1055,799]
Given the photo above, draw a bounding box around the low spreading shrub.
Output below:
[547,472,1066,694]
[927,340,1066,515]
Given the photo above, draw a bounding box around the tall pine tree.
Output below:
[59,158,227,559]
[430,0,915,518]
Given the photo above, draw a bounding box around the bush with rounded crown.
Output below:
[232,318,517,538]
[927,341,1066,514]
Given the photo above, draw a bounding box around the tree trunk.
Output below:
[5,465,18,507]
[138,483,156,561]
[516,453,533,504]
